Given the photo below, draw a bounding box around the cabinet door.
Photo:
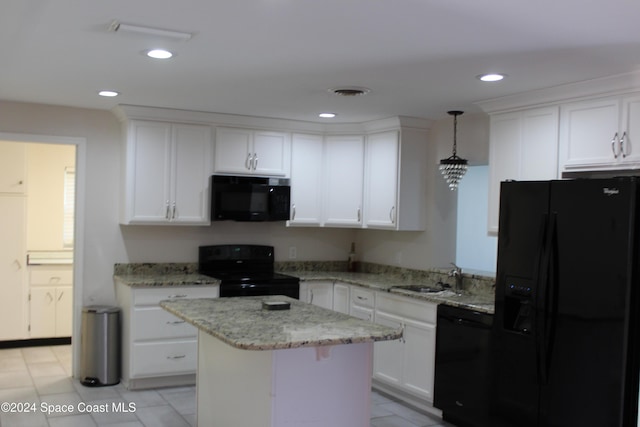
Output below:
[171,124,212,224]
[560,98,620,170]
[306,281,333,310]
[30,288,56,338]
[373,311,403,387]
[214,128,254,174]
[364,131,399,229]
[0,142,26,194]
[488,107,558,233]
[125,121,172,223]
[323,135,364,227]
[0,197,26,340]
[55,286,73,337]
[332,282,350,314]
[621,94,640,164]
[252,131,289,176]
[350,305,373,322]
[289,134,323,226]
[403,318,436,402]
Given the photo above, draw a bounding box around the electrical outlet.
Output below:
[289,246,297,259]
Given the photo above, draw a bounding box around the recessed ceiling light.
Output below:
[146,49,173,59]
[98,90,119,97]
[478,73,506,82]
[319,112,337,118]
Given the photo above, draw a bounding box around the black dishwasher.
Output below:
[434,304,493,427]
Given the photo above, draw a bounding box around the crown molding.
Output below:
[476,70,640,114]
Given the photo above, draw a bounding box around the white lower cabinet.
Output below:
[332,282,350,314]
[301,280,334,310]
[29,265,73,338]
[373,292,437,405]
[350,286,375,322]
[115,283,219,389]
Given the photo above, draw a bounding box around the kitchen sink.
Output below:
[392,282,452,294]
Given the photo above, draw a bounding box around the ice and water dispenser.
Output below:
[503,277,533,334]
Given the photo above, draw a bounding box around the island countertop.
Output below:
[160,295,402,351]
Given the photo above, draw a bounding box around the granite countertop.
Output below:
[160,295,402,351]
[288,270,495,314]
[114,273,220,288]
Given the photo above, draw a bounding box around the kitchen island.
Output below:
[161,295,402,427]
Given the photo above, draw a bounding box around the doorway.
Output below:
[0,132,85,377]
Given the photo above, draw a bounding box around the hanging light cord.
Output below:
[452,113,458,157]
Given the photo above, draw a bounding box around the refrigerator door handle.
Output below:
[534,213,551,385]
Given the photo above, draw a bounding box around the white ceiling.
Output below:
[2,0,640,123]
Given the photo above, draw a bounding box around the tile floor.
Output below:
[0,345,454,427]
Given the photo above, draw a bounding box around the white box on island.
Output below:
[161,295,402,427]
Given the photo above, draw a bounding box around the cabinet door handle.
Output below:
[171,202,177,220]
[357,207,361,222]
[47,292,54,303]
[245,153,253,170]
[166,320,186,325]
[389,206,396,223]
[253,153,258,170]
[166,355,186,360]
[291,204,296,220]
[165,200,171,220]
[57,291,64,301]
[13,259,22,271]
[357,295,367,301]
[309,290,314,305]
[167,294,188,298]
[621,131,628,158]
[612,132,620,159]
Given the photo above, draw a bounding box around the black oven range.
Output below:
[198,245,300,299]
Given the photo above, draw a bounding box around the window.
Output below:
[63,167,75,248]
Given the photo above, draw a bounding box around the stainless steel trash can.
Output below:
[80,305,120,386]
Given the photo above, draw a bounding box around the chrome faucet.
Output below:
[449,263,463,293]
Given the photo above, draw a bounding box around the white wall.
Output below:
[0,100,491,306]
[357,112,490,270]
[0,100,359,307]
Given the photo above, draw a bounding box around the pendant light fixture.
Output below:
[439,110,468,191]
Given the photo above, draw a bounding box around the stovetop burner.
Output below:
[199,244,299,298]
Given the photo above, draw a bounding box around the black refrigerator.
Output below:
[491,177,640,427]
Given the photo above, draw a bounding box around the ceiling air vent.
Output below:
[328,86,371,96]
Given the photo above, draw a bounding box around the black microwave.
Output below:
[210,175,291,221]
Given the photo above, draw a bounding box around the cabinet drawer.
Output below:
[133,286,219,306]
[30,269,73,286]
[351,286,375,308]
[133,307,196,340]
[131,340,197,377]
[376,293,437,324]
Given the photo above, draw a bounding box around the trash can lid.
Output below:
[82,305,120,314]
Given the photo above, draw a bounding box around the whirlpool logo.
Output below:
[603,187,620,196]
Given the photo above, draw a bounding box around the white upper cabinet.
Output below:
[214,127,290,177]
[322,135,365,227]
[0,141,26,194]
[559,94,640,172]
[364,129,427,231]
[122,120,213,225]
[288,133,323,226]
[488,107,559,233]
[288,124,428,230]
[364,131,399,229]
